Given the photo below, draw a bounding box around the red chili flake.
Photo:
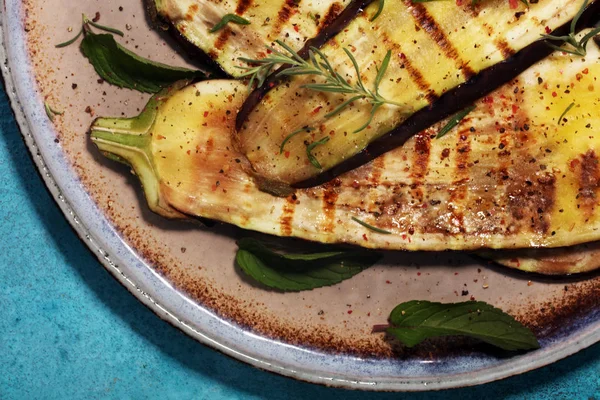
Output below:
[509,0,518,8]
[363,234,368,241]
[470,295,476,301]
[399,53,406,60]
[576,73,583,81]
[294,25,299,32]
[545,26,552,34]
[582,68,589,75]
[203,111,209,117]
[417,272,421,276]
[570,159,581,169]
[552,92,558,97]
[367,312,371,317]
[401,234,407,240]
[386,280,391,284]
[454,272,459,275]
[352,180,360,188]
[512,104,519,114]
[483,96,494,104]
[311,106,323,115]
[211,184,218,191]
[157,135,166,140]
[186,150,191,155]
[269,82,275,88]
[347,310,353,314]
[284,151,290,158]
[510,258,521,267]
[266,49,272,54]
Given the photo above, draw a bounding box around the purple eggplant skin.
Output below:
[292,0,600,188]
[144,0,230,78]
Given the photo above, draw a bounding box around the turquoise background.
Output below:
[1,85,599,399]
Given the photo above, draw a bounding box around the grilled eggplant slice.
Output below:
[236,0,597,187]
[91,36,600,258]
[152,0,361,77]
[484,244,600,275]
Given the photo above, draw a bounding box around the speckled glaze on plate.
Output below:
[2,0,599,391]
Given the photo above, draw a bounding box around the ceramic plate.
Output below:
[2,0,599,391]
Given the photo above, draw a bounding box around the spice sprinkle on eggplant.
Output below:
[151,0,369,77]
[91,32,600,272]
[234,0,599,189]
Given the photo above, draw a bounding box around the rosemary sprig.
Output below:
[55,14,124,48]
[540,0,600,57]
[237,40,406,133]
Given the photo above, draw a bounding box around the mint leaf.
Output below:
[387,300,540,351]
[80,33,205,93]
[235,238,380,291]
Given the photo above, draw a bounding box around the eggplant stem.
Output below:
[90,81,191,218]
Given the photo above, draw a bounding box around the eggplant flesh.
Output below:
[153,0,355,77]
[91,36,600,269]
[236,0,595,186]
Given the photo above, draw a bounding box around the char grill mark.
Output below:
[235,0,254,15]
[380,32,438,104]
[410,131,432,182]
[214,29,232,51]
[494,39,516,60]
[573,150,600,216]
[496,131,512,187]
[321,184,339,233]
[506,88,556,236]
[506,168,557,236]
[280,195,296,236]
[449,125,473,233]
[272,0,301,38]
[368,155,385,186]
[406,2,476,80]
[319,3,345,32]
[469,20,515,61]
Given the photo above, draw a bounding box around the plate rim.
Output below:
[2,0,599,392]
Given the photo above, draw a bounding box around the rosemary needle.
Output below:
[306,136,330,169]
[44,102,63,122]
[55,14,124,48]
[352,217,392,235]
[436,105,476,139]
[280,126,314,154]
[209,14,250,33]
[557,102,576,125]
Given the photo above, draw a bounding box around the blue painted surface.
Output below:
[0,85,599,399]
